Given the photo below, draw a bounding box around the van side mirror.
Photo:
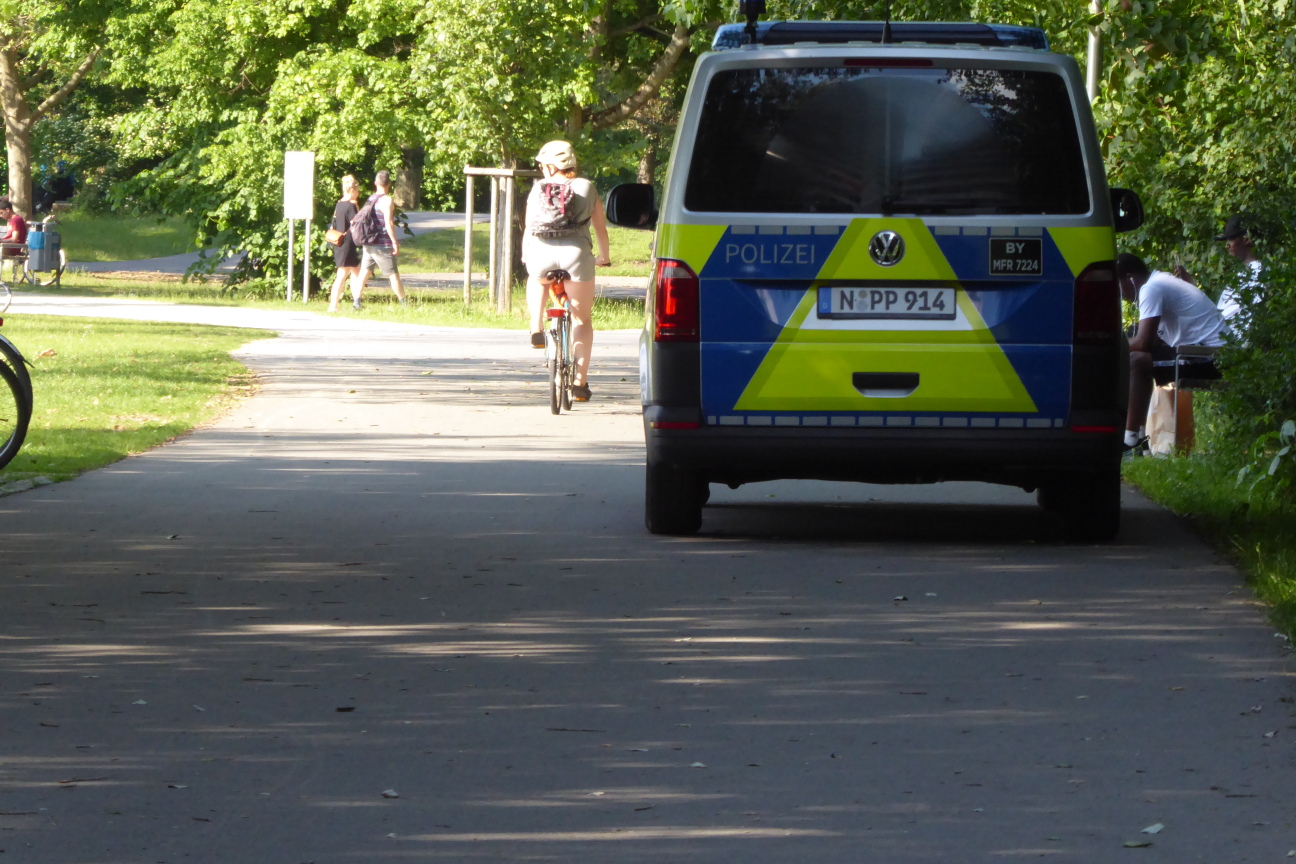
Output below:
[1110,188,1144,233]
[605,183,657,230]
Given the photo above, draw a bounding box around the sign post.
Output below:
[283,151,316,302]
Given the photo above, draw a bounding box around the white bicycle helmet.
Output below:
[535,140,578,171]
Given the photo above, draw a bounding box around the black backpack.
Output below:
[349,194,388,246]
[530,181,580,239]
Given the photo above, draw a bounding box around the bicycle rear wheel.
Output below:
[548,342,561,415]
[0,360,31,470]
[559,314,573,411]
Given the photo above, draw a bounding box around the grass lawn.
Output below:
[38,271,647,331]
[1123,453,1296,638]
[57,211,196,261]
[401,223,654,278]
[0,315,269,490]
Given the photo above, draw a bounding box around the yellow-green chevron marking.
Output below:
[735,219,1038,414]
[655,223,727,274]
[1048,226,1116,277]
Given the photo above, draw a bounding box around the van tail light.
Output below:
[654,259,700,342]
[1073,261,1120,345]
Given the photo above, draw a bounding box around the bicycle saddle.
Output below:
[540,269,571,284]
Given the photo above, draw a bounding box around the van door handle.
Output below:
[853,372,919,397]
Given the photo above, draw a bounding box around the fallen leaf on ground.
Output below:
[1142,823,1164,834]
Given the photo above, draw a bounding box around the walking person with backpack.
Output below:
[349,169,407,307]
[523,140,611,402]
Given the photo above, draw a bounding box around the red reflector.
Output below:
[1074,261,1120,345]
[843,58,933,67]
[1071,425,1117,433]
[545,308,565,318]
[654,258,700,342]
[651,421,700,430]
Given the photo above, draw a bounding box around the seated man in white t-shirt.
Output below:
[1116,253,1225,451]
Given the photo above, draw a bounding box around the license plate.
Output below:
[817,286,956,320]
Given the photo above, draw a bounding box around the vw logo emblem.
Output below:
[869,230,905,267]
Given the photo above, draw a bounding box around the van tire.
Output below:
[1037,466,1121,543]
[645,458,704,535]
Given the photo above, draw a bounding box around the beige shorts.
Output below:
[523,235,594,282]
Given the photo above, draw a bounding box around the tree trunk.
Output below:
[394,145,424,210]
[4,121,30,213]
[566,102,584,139]
[0,44,99,216]
[0,48,33,214]
[637,146,656,185]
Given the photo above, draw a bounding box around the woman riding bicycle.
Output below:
[523,140,610,402]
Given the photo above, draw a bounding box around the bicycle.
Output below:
[0,280,33,469]
[541,268,574,414]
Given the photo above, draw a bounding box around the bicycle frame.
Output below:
[545,279,574,414]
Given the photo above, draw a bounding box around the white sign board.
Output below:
[283,151,315,220]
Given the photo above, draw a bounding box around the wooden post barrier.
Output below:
[463,167,540,310]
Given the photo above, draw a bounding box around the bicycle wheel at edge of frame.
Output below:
[0,331,32,406]
[0,359,31,470]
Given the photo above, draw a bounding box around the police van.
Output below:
[605,15,1143,540]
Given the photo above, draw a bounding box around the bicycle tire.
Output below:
[0,360,31,470]
[560,314,573,411]
[548,351,561,415]
[0,332,32,407]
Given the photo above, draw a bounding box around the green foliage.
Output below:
[1212,257,1296,443]
[1236,419,1296,501]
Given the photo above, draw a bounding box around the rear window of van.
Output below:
[685,66,1090,216]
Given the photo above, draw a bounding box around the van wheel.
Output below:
[645,458,704,535]
[1037,466,1121,543]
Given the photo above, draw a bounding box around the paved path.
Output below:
[1,296,1294,863]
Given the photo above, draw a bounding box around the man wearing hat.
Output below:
[1214,213,1263,328]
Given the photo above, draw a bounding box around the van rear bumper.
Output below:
[645,421,1122,489]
